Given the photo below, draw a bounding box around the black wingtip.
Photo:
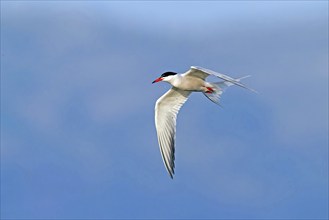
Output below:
[168,169,174,179]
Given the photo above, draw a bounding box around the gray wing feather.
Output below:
[186,66,256,93]
[155,87,191,178]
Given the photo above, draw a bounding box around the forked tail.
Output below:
[203,75,253,105]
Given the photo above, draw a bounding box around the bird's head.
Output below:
[152,72,177,84]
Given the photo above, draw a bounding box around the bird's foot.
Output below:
[205,87,214,94]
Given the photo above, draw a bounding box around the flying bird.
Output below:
[152,66,255,178]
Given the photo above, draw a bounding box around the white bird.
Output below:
[152,66,255,178]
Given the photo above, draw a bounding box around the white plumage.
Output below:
[152,66,255,178]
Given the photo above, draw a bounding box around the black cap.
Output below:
[161,72,177,77]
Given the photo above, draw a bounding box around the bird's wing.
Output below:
[155,87,191,178]
[185,66,256,93]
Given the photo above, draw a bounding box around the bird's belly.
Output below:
[173,78,204,91]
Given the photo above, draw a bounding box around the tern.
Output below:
[152,66,255,178]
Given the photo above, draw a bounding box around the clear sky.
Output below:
[1,1,328,219]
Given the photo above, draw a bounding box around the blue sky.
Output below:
[1,1,328,219]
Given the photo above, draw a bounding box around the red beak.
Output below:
[152,77,163,84]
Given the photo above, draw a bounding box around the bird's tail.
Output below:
[203,75,253,105]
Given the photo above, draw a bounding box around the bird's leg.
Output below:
[205,87,214,94]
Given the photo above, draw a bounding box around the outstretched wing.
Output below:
[204,75,252,105]
[155,87,191,178]
[185,66,256,93]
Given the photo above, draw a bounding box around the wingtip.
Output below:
[248,87,259,94]
[234,75,257,94]
[238,75,251,80]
